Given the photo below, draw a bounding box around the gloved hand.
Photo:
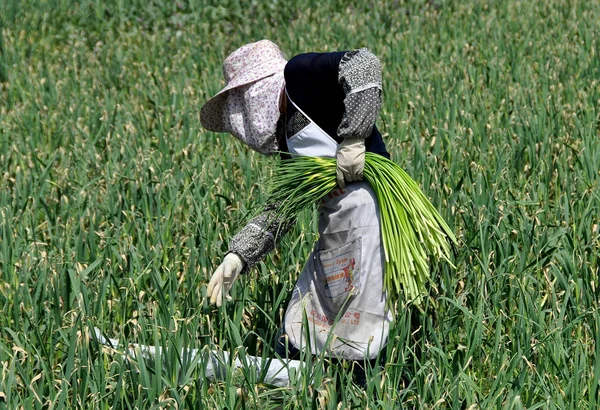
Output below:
[206,253,244,307]
[336,138,366,188]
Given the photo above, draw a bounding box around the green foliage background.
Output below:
[0,0,599,408]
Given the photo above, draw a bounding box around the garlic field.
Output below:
[0,1,599,408]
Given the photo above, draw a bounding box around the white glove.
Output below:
[336,138,366,188]
[206,253,244,307]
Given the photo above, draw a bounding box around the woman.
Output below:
[200,40,392,378]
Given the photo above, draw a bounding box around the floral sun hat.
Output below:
[200,40,288,154]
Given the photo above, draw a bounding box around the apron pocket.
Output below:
[315,237,362,311]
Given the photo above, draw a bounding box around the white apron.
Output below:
[283,91,392,360]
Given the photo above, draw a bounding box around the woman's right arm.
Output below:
[228,203,295,273]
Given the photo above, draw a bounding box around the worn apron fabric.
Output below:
[283,90,392,360]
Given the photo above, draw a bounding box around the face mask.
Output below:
[223,71,285,154]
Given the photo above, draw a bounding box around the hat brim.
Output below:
[201,60,286,132]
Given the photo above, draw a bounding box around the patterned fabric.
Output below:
[337,49,382,140]
[229,205,295,271]
[337,88,382,140]
[200,40,287,154]
[217,71,285,154]
[286,110,311,136]
[338,48,382,95]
